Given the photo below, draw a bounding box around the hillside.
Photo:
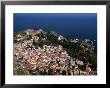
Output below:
[13,28,97,75]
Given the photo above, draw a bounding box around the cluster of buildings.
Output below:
[14,29,96,75]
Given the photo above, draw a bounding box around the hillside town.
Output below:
[14,29,97,75]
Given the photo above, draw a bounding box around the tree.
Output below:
[48,69,53,75]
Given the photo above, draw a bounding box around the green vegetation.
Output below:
[25,45,33,49]
[14,30,97,71]
[78,65,86,71]
[14,31,27,37]
[15,67,26,75]
[48,69,53,75]
[36,32,96,70]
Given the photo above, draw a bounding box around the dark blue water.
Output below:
[14,13,97,51]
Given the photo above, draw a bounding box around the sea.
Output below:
[14,13,97,52]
